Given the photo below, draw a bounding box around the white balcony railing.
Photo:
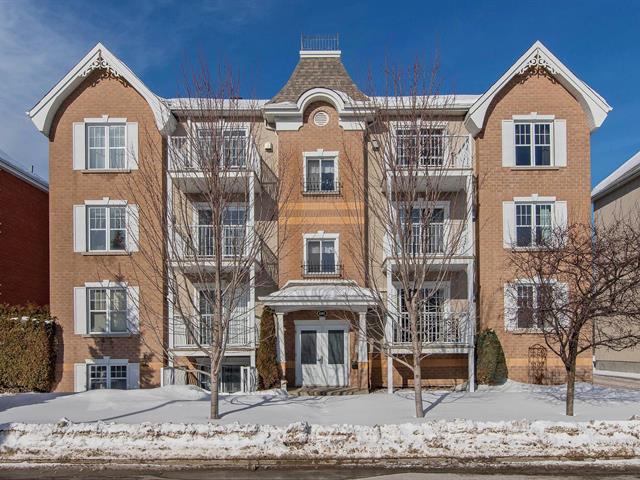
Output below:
[174,225,248,259]
[173,310,252,348]
[392,312,470,345]
[393,134,471,170]
[384,225,469,259]
[168,135,261,176]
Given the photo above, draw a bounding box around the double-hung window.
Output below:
[515,123,551,166]
[396,128,445,167]
[305,157,336,193]
[515,203,552,247]
[88,363,128,390]
[305,238,337,274]
[87,124,126,170]
[87,206,127,252]
[87,287,128,334]
[516,283,553,329]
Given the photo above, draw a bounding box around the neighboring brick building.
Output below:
[0,152,49,307]
[29,38,610,393]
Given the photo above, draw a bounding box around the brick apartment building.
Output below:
[28,38,610,393]
[0,152,49,307]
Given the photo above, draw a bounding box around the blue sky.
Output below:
[1,0,638,187]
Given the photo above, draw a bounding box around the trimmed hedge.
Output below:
[0,304,56,392]
[476,328,508,385]
[255,307,280,390]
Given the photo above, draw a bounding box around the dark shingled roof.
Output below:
[270,56,368,103]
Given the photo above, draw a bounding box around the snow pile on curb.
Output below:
[1,419,639,462]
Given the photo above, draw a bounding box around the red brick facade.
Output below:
[0,167,48,306]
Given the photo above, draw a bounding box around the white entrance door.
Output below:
[296,322,349,387]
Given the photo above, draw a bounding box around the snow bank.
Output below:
[1,418,639,462]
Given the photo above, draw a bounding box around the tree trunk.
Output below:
[565,356,576,417]
[413,353,424,418]
[210,358,219,420]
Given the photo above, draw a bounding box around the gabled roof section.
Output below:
[0,149,48,192]
[592,149,640,201]
[270,51,367,104]
[28,43,175,137]
[464,41,612,136]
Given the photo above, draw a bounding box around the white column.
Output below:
[386,264,395,394]
[467,260,476,393]
[275,311,286,384]
[357,311,367,362]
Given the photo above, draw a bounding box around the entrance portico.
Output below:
[259,280,375,390]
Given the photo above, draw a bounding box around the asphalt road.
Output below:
[1,466,640,480]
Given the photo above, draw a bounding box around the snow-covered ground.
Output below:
[1,381,639,426]
[1,382,640,463]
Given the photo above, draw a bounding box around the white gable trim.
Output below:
[464,41,611,136]
[28,43,176,137]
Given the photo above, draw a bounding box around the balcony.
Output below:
[172,224,249,263]
[391,312,471,348]
[172,311,253,350]
[382,135,472,193]
[167,135,261,193]
[384,226,472,268]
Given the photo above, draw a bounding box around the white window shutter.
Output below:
[127,362,140,389]
[74,363,87,392]
[501,120,515,167]
[127,286,140,334]
[502,201,516,248]
[73,122,86,170]
[73,205,87,252]
[126,204,139,252]
[554,119,567,167]
[126,122,139,170]
[74,287,87,334]
[503,283,517,332]
[554,201,568,231]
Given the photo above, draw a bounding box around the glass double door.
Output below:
[297,323,348,387]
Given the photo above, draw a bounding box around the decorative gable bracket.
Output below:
[518,52,557,76]
[79,52,120,78]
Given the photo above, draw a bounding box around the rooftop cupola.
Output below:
[270,34,367,104]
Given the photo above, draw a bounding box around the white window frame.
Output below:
[390,121,448,167]
[85,118,128,170]
[303,232,339,275]
[514,199,554,248]
[302,150,339,194]
[193,122,249,169]
[86,204,128,253]
[86,286,129,335]
[86,358,129,390]
[512,114,554,167]
[507,278,562,333]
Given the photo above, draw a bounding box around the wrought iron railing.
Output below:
[302,263,342,277]
[300,34,339,51]
[302,180,341,194]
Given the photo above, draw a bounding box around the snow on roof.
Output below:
[166,97,270,111]
[259,280,376,310]
[0,149,48,192]
[592,149,640,200]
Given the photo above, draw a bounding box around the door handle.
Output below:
[318,357,323,364]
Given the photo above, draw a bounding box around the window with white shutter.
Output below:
[71,118,137,171]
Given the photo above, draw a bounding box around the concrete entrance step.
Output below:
[288,386,368,396]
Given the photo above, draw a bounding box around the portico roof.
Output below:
[259,280,376,313]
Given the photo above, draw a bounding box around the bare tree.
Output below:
[117,63,290,419]
[343,59,476,418]
[507,215,640,416]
